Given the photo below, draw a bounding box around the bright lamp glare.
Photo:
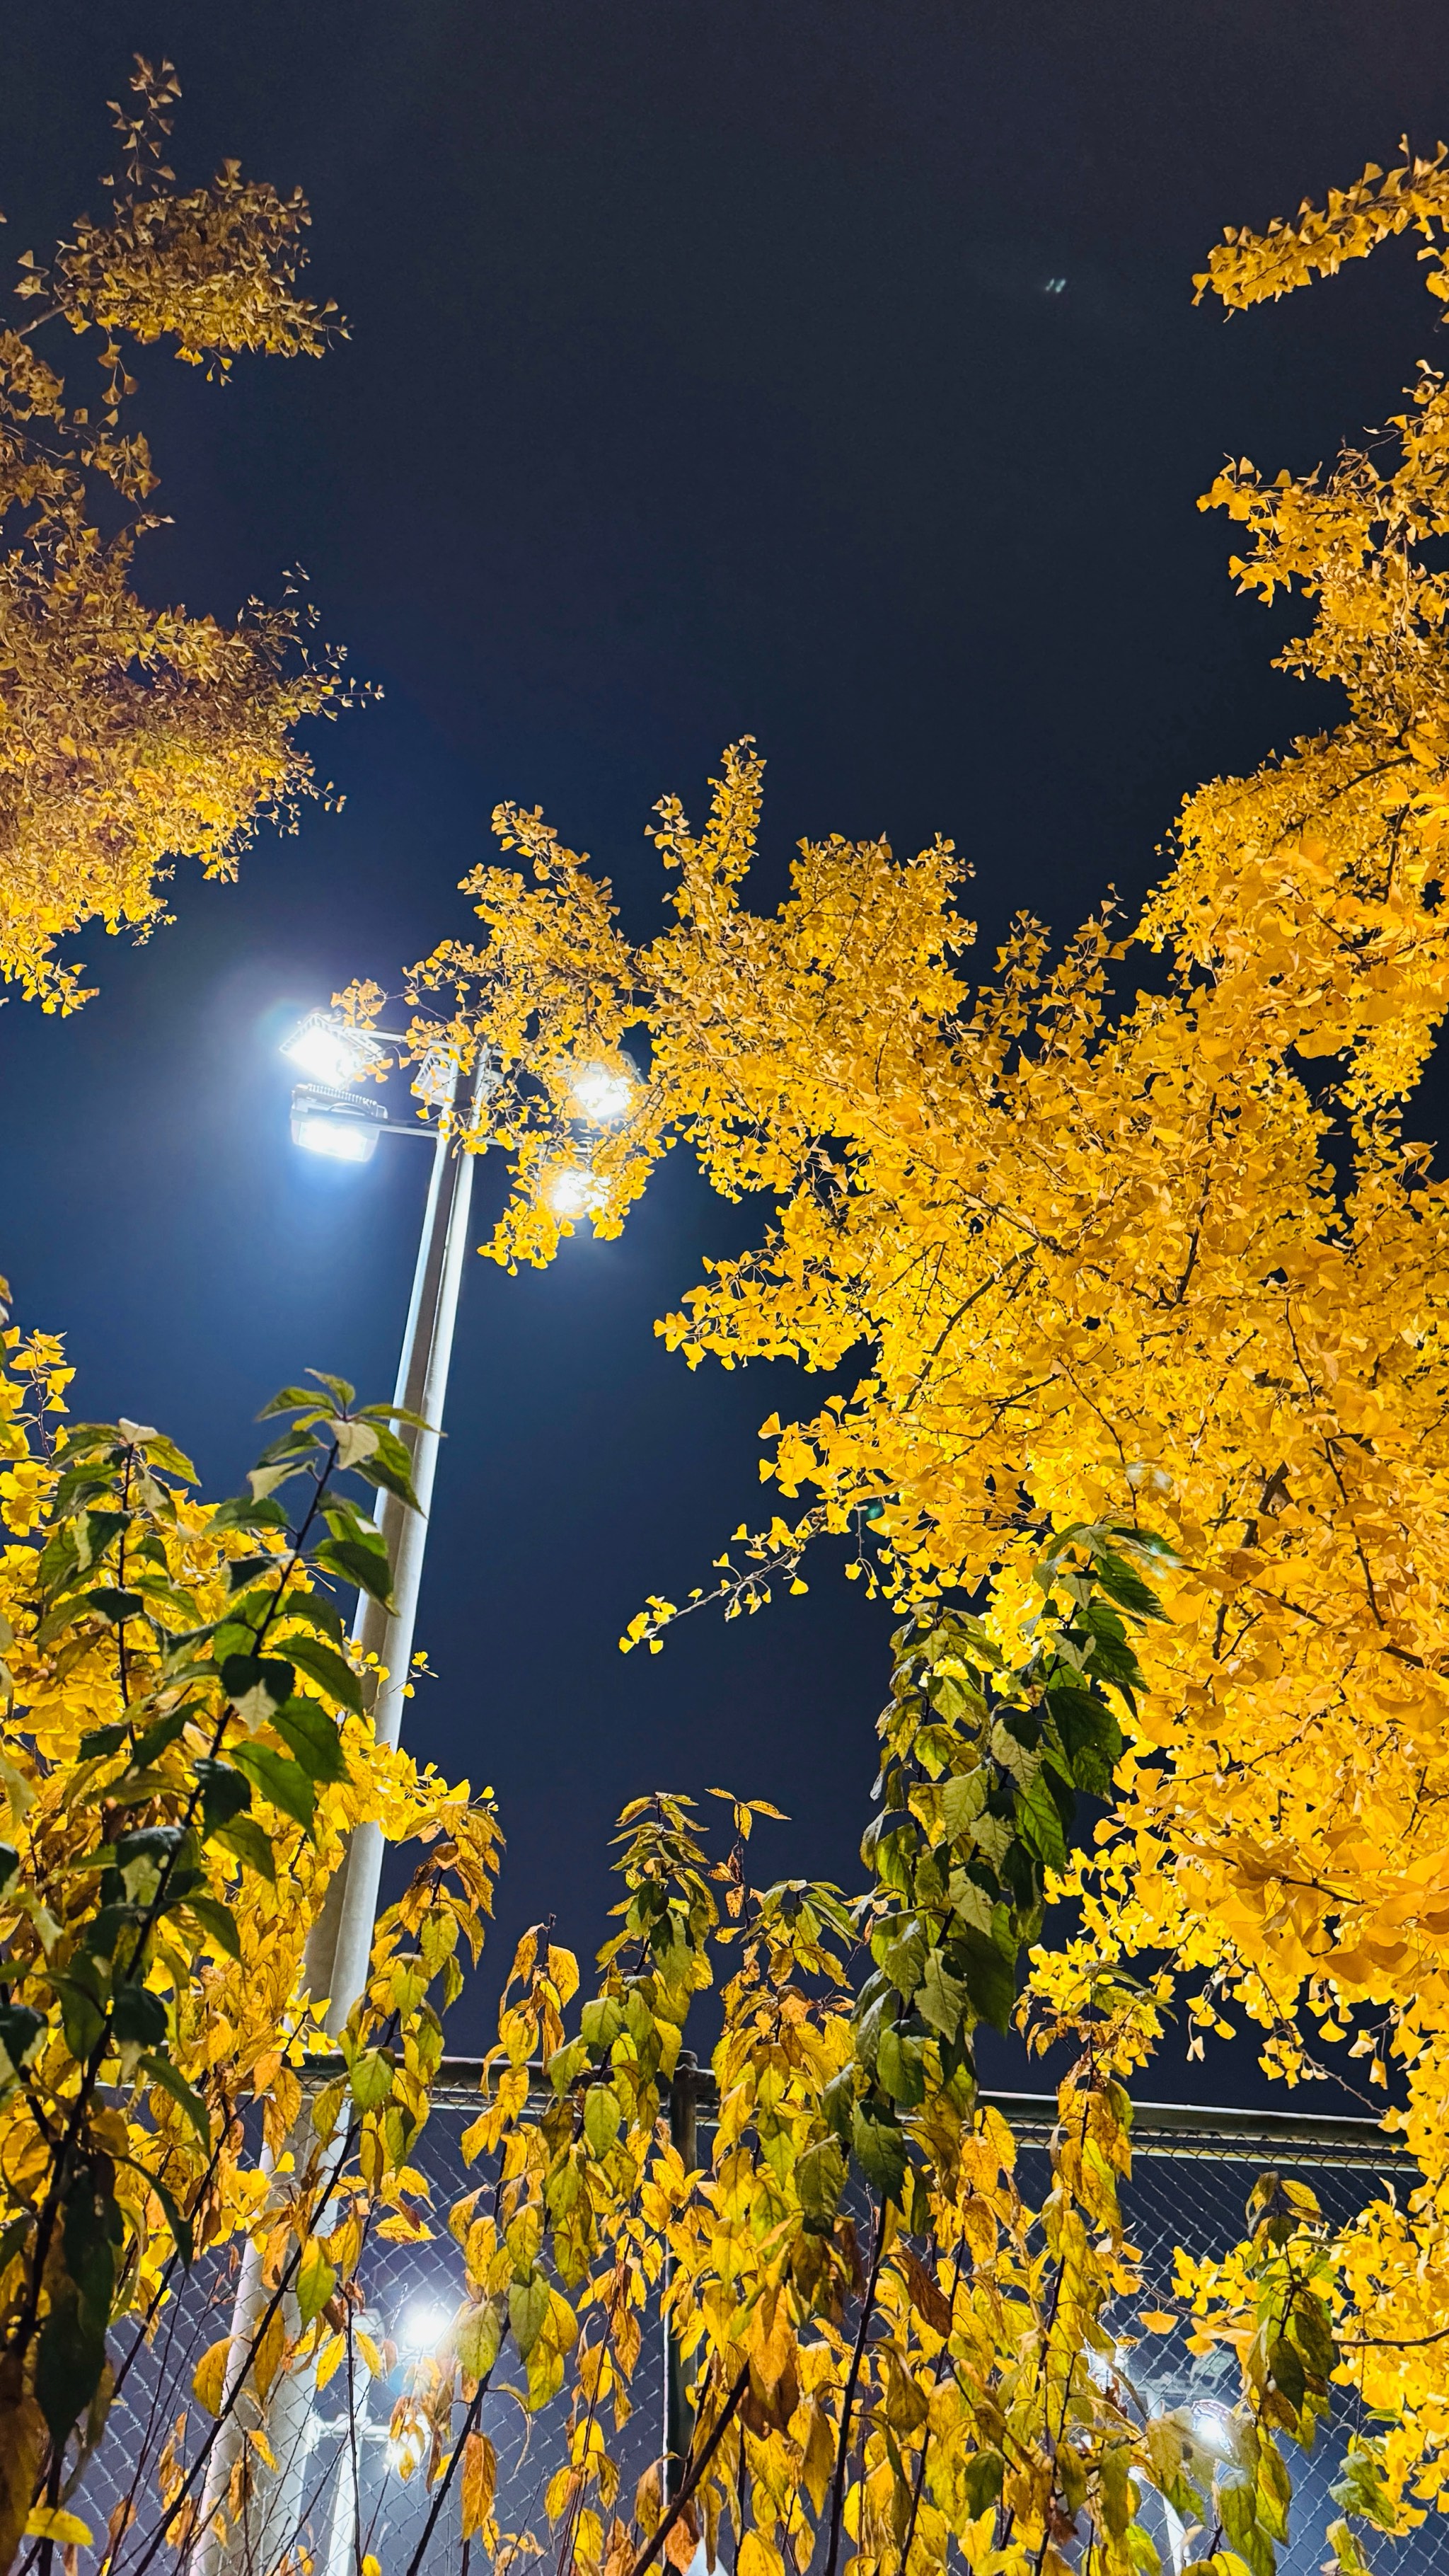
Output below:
[282,1013,383,1090]
[386,2412,428,2480]
[292,1110,379,1164]
[569,1061,633,1124]
[547,1166,603,1219]
[397,2298,452,2358]
[1189,2401,1237,2461]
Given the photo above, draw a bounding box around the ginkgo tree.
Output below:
[316,139,1449,2572]
[0,57,362,1011]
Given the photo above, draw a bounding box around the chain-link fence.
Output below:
[79,2074,1440,2576]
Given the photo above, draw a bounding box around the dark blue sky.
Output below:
[2,1,1444,2093]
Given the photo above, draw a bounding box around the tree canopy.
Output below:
[320,143,1449,2563]
[0,57,359,1011]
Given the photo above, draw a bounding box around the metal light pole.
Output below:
[301,1059,478,2034]
[196,1017,634,2576]
[197,1032,480,2576]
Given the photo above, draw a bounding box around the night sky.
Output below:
[2,1,1445,2098]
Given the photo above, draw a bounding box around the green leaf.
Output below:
[196,1759,252,1837]
[1079,1606,1143,1705]
[508,2270,549,2360]
[0,2211,30,2275]
[296,2238,337,2329]
[111,1986,168,2050]
[183,1896,242,1962]
[962,2449,1005,2519]
[346,1422,421,1514]
[281,1634,364,1716]
[579,1996,625,2054]
[795,2133,846,2226]
[1046,1684,1122,1795]
[35,2271,107,2444]
[221,1655,295,1725]
[272,1697,348,1786]
[821,2063,857,2146]
[1268,2334,1307,2413]
[915,1950,969,2041]
[454,2296,506,2382]
[52,1975,106,2062]
[77,1722,130,1759]
[140,2052,211,2142]
[953,1929,1017,2032]
[1090,1549,1165,1621]
[74,1510,127,1574]
[314,1530,394,1611]
[86,1588,145,1627]
[1107,1522,1180,1563]
[55,1421,125,1457]
[0,1844,20,1899]
[582,2084,622,2159]
[942,1768,988,1840]
[127,1709,190,1771]
[876,2023,926,2106]
[0,2001,45,2083]
[1017,1771,1068,1872]
[207,1493,291,1535]
[257,1386,330,1419]
[212,1815,277,1882]
[275,1591,347,1646]
[881,1924,927,2001]
[233,1743,316,1834]
[225,1555,275,1595]
[307,1370,358,1410]
[33,1593,102,1648]
[1292,2293,1337,2380]
[850,2103,907,2203]
[359,1401,434,1431]
[349,2049,395,2112]
[547,2037,590,2091]
[252,1425,323,1469]
[137,1433,197,1482]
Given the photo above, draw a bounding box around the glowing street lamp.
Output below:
[289,1085,387,1163]
[396,2297,454,2361]
[568,1058,635,1124]
[547,1163,606,1219]
[281,1008,388,1091]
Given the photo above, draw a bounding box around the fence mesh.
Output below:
[79,2083,1444,2576]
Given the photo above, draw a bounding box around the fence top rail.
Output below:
[297,2056,1414,2169]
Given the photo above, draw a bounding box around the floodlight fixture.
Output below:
[1189,2400,1237,2461]
[282,1010,387,1091]
[547,1164,604,1219]
[410,1049,457,1111]
[290,1084,386,1164]
[568,1059,635,1125]
[396,2297,453,2359]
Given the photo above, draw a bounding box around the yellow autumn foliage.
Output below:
[0,1326,497,2572]
[333,142,1449,2554]
[0,57,359,1011]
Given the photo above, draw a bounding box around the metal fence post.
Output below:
[664,2052,698,2501]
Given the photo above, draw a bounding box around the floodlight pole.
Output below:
[197,1062,478,2576]
[303,1061,478,2031]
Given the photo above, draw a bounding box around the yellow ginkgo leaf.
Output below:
[26,2512,93,2547]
